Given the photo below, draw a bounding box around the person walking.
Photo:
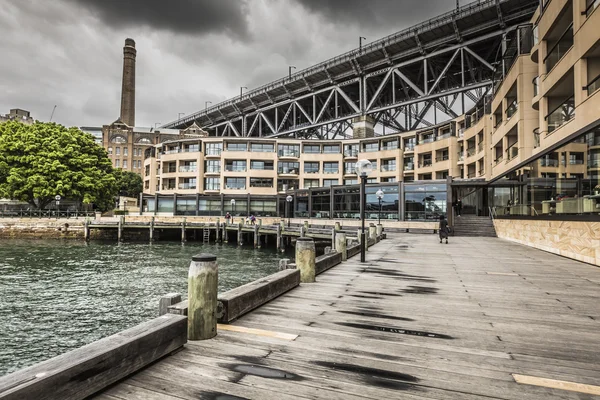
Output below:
[439,215,450,244]
[250,214,256,225]
[224,212,231,224]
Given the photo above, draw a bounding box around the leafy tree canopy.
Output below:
[114,169,143,198]
[0,121,117,210]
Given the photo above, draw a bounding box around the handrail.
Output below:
[585,72,600,95]
[544,95,574,120]
[543,23,573,63]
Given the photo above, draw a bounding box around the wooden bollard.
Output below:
[149,216,155,242]
[296,237,316,283]
[188,254,218,340]
[335,222,341,231]
[303,221,309,231]
[300,225,306,238]
[117,216,124,242]
[222,222,228,243]
[356,229,361,244]
[237,222,243,246]
[159,292,181,316]
[376,224,383,237]
[331,228,336,247]
[276,224,283,252]
[216,221,221,242]
[181,218,187,243]
[369,224,377,242]
[253,225,260,248]
[84,219,90,242]
[335,232,347,261]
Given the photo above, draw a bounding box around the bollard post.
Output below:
[296,237,316,283]
[331,228,336,248]
[300,225,306,238]
[237,222,243,246]
[159,293,182,316]
[181,218,187,243]
[117,216,124,242]
[335,232,347,261]
[253,225,260,248]
[149,216,155,242]
[188,254,218,340]
[376,224,383,237]
[303,221,309,231]
[357,229,361,244]
[276,223,282,251]
[84,219,90,242]
[369,223,377,242]
[335,222,341,231]
[216,220,221,242]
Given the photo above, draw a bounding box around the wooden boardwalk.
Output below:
[95,235,600,399]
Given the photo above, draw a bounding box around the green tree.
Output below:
[0,121,117,210]
[114,169,143,198]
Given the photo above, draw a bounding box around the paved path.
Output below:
[97,235,600,399]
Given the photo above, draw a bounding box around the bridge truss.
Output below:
[163,0,538,139]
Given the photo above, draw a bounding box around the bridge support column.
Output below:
[353,115,375,138]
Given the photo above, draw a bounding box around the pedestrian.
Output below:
[439,215,449,244]
[456,197,462,217]
[250,214,256,225]
[224,212,231,224]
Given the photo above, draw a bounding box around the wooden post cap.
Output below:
[192,254,217,262]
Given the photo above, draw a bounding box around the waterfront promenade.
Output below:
[96,235,600,399]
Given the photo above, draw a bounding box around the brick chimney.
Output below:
[120,38,136,126]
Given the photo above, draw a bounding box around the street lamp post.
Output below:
[286,195,293,227]
[376,189,384,225]
[355,160,373,262]
[55,195,61,219]
[230,199,236,217]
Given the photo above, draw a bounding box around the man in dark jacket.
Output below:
[439,215,449,244]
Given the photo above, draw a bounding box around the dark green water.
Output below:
[0,240,286,376]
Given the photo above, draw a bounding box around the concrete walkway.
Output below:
[97,235,600,399]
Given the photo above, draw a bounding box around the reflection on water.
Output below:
[0,240,284,375]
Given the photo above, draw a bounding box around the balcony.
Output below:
[278,149,300,158]
[534,129,541,148]
[586,74,600,96]
[418,137,434,145]
[225,186,246,190]
[179,166,197,173]
[588,159,600,168]
[304,169,320,174]
[418,160,433,168]
[458,129,464,138]
[434,155,449,162]
[404,163,414,171]
[506,145,518,161]
[344,149,359,158]
[569,159,584,165]
[323,169,339,174]
[540,159,559,167]
[205,148,222,156]
[544,24,573,73]
[205,166,221,174]
[546,96,574,133]
[437,133,452,141]
[163,149,180,155]
[380,165,396,172]
[278,168,299,175]
[477,142,484,153]
[466,147,476,157]
[494,156,504,166]
[533,76,539,97]
[204,185,221,191]
[344,169,356,175]
[178,183,197,190]
[225,166,246,172]
[506,101,518,120]
[457,152,464,162]
[404,145,415,152]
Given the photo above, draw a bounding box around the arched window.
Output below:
[111,135,127,143]
[137,137,152,144]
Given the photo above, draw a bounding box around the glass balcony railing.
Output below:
[278,168,299,174]
[344,169,356,175]
[179,166,197,173]
[380,165,396,172]
[419,160,433,168]
[323,169,339,174]
[546,96,575,133]
[225,185,246,190]
[304,169,320,174]
[494,156,503,166]
[569,159,584,165]
[163,149,180,155]
[435,155,449,162]
[588,159,600,168]
[544,24,573,72]
[163,168,177,174]
[477,142,484,153]
[225,166,246,172]
[404,163,414,171]
[494,116,503,129]
[506,145,518,161]
[344,149,359,157]
[205,148,222,156]
[178,183,197,190]
[587,74,600,96]
[437,133,452,141]
[419,137,434,145]
[204,184,220,191]
[467,147,476,157]
[404,144,415,151]
[540,159,559,167]
[278,149,300,157]
[506,101,518,119]
[205,166,221,173]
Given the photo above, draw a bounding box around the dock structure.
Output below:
[86,218,360,245]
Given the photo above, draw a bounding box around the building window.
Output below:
[226,142,247,151]
[311,189,331,218]
[108,147,113,155]
[123,147,128,156]
[278,144,300,157]
[323,145,340,154]
[250,178,273,188]
[137,137,152,144]
[344,162,356,174]
[225,177,246,190]
[303,145,321,154]
[323,179,339,187]
[138,160,142,169]
[344,144,359,157]
[304,179,320,188]
[250,143,274,152]
[183,143,200,153]
[323,162,339,174]
[115,147,121,156]
[205,160,221,173]
[144,181,149,189]
[250,160,274,170]
[363,142,379,152]
[115,159,120,168]
[204,177,220,191]
[382,177,397,183]
[111,135,127,143]
[344,179,358,185]
[145,165,150,176]
[123,160,128,169]
[278,162,299,174]
[225,160,247,172]
[382,139,398,150]
[404,183,447,221]
[250,200,277,216]
[304,162,320,174]
[366,178,377,184]
[179,178,197,190]
[381,159,396,172]
[180,161,197,173]
[206,143,222,156]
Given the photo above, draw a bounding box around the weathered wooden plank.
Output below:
[0,314,187,400]
[315,251,342,275]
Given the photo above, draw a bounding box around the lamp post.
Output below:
[230,199,236,216]
[55,195,61,219]
[376,189,384,225]
[355,160,373,262]
[286,195,293,227]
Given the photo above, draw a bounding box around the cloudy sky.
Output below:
[1,0,461,128]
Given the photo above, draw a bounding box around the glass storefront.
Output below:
[404,183,447,221]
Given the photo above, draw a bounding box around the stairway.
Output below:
[452,215,497,237]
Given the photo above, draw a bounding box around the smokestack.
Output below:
[120,38,136,126]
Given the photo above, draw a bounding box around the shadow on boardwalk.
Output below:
[96,234,600,400]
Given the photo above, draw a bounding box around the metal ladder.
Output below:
[203,228,210,243]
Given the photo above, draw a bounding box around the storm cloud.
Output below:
[68,0,250,38]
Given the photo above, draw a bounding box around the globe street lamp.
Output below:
[230,199,236,216]
[376,189,384,225]
[55,195,61,219]
[355,159,373,262]
[286,195,293,227]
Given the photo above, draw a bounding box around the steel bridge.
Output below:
[163,0,538,139]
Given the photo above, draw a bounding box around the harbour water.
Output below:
[0,239,285,375]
